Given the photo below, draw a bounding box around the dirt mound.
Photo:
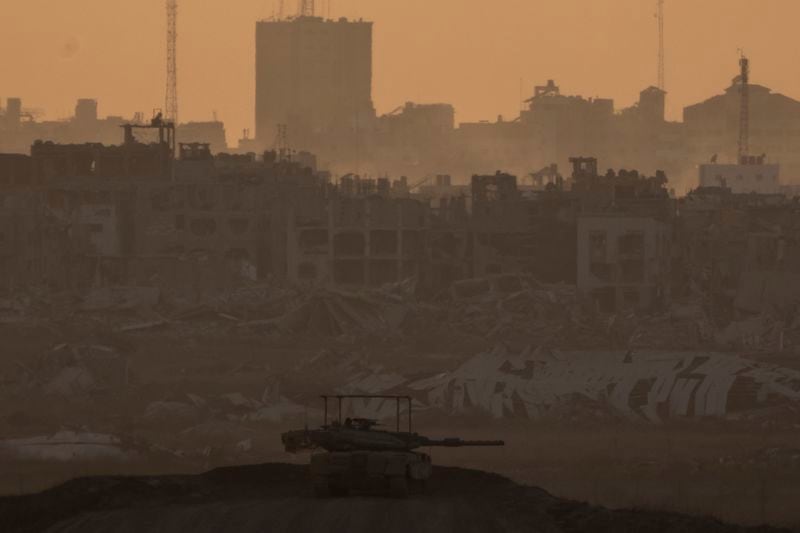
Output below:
[0,464,785,533]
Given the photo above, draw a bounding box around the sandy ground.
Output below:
[0,464,788,533]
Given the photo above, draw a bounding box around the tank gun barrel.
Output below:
[421,438,505,447]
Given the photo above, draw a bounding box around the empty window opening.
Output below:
[190,218,217,237]
[334,232,366,256]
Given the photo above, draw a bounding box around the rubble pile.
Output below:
[3,274,800,473]
[5,273,800,355]
[263,287,411,338]
[720,447,800,470]
[13,343,130,397]
[423,275,607,349]
[626,302,715,349]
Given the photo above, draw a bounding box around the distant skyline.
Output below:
[4,0,800,145]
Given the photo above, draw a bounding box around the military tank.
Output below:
[282,395,504,498]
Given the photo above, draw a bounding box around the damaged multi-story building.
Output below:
[572,157,675,312]
[0,121,283,291]
[0,119,449,294]
[286,175,433,286]
[675,185,800,326]
[3,87,800,323]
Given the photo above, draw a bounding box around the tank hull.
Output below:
[310,450,432,497]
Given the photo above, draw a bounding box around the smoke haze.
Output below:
[4,0,800,142]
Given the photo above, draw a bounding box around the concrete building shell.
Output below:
[577,214,671,312]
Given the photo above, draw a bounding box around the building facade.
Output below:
[698,158,781,194]
[255,16,375,167]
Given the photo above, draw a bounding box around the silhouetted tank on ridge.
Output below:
[282,395,504,497]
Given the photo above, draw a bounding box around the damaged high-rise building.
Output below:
[255,16,375,168]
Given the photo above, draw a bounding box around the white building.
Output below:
[698,157,780,194]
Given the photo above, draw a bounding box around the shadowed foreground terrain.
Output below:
[0,464,786,533]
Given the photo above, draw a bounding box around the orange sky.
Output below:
[4,0,800,145]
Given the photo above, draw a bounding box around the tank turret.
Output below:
[282,425,504,453]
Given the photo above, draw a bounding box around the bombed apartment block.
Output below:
[0,117,335,291]
[569,157,675,220]
[470,171,578,282]
[0,190,71,287]
[426,185,471,288]
[126,147,331,291]
[287,183,430,286]
[578,215,671,312]
[570,157,674,311]
[0,153,33,188]
[31,122,175,183]
[675,187,800,323]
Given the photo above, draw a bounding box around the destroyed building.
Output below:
[469,171,577,283]
[5,101,800,332]
[0,124,448,293]
[570,157,674,312]
[287,177,430,286]
[677,186,800,328]
[0,123,285,290]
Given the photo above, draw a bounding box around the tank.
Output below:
[281,395,504,497]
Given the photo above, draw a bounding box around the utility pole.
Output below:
[738,53,750,161]
[166,0,178,125]
[657,0,665,90]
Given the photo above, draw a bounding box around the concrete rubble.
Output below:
[12,344,130,397]
[3,271,800,476]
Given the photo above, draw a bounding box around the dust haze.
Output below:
[0,1,799,532]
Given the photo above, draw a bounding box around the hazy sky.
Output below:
[4,0,800,144]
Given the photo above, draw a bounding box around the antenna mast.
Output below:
[738,53,750,161]
[274,124,289,160]
[166,0,178,124]
[298,0,315,17]
[657,0,665,90]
